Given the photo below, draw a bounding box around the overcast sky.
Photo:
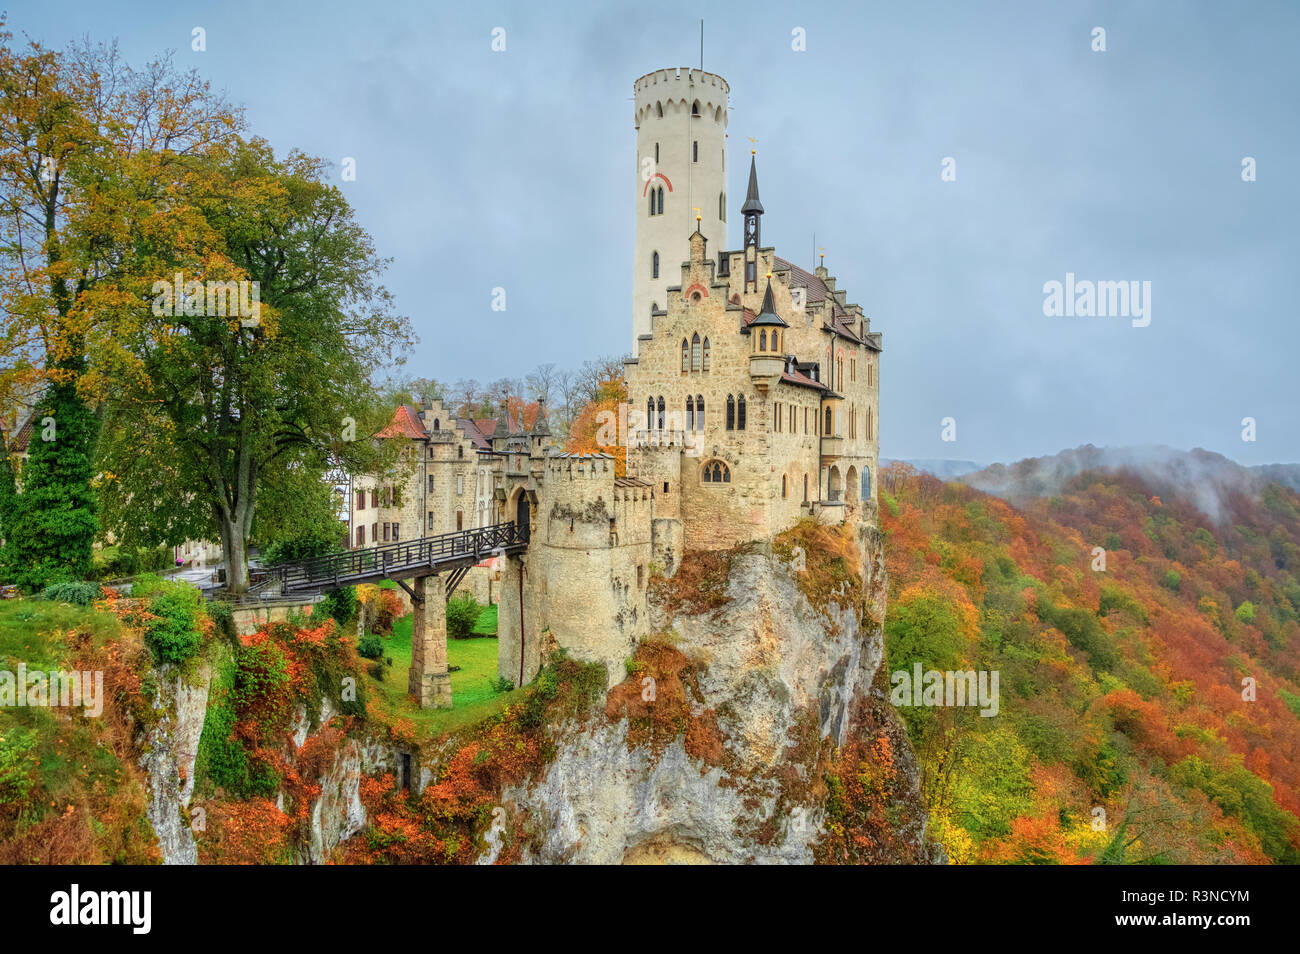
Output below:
[9,0,1298,465]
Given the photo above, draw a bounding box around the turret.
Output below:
[632,68,729,352]
[748,277,787,391]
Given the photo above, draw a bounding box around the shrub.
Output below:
[313,586,357,627]
[0,729,39,818]
[37,580,101,606]
[207,600,237,643]
[446,594,482,639]
[490,676,514,693]
[94,545,173,580]
[233,639,292,743]
[1235,601,1256,624]
[129,573,169,599]
[357,584,402,635]
[1161,569,1182,592]
[144,591,202,665]
[260,535,338,567]
[357,632,384,660]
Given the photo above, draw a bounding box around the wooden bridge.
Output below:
[272,518,530,710]
[276,520,528,599]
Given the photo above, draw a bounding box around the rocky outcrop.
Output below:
[297,731,395,864]
[493,521,932,864]
[140,661,211,865]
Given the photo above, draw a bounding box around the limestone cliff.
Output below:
[486,519,936,864]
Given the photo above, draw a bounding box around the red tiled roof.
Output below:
[474,418,498,439]
[741,307,757,326]
[781,369,827,391]
[11,413,35,453]
[377,404,428,439]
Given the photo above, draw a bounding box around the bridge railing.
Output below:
[277,521,526,591]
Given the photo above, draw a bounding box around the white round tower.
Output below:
[632,68,729,352]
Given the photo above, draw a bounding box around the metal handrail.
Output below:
[276,521,527,591]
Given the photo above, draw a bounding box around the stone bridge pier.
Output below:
[407,574,452,709]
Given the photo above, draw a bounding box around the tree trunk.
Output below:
[223,516,250,594]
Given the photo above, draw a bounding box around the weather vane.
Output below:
[748,136,756,155]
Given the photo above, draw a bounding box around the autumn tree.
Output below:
[0,28,241,588]
[567,373,627,475]
[94,139,411,593]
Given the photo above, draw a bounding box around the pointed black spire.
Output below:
[741,154,764,215]
[750,278,787,327]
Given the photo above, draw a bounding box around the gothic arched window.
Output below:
[653,251,660,278]
[702,337,711,370]
[657,395,665,430]
[725,394,735,430]
[695,394,704,429]
[825,406,833,435]
[759,330,767,351]
[649,191,655,216]
[647,396,654,431]
[719,192,726,221]
[681,338,689,372]
[702,460,730,484]
[737,395,747,430]
[691,332,701,371]
[686,396,695,430]
[656,186,664,215]
[693,140,698,162]
[691,99,701,116]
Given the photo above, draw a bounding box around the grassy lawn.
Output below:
[365,605,521,736]
[472,603,497,635]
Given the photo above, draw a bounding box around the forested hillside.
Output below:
[880,462,1300,864]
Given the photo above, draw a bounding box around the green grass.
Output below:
[0,600,129,843]
[471,603,498,636]
[0,599,121,666]
[367,610,521,735]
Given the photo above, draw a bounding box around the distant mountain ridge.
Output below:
[957,444,1300,523]
[882,458,983,480]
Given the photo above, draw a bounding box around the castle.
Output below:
[356,67,883,702]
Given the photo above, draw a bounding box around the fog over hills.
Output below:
[880,458,984,480]
[953,445,1300,522]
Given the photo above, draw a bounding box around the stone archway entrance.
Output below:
[827,466,843,502]
[845,465,859,503]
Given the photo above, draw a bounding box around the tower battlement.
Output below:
[633,68,729,125]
